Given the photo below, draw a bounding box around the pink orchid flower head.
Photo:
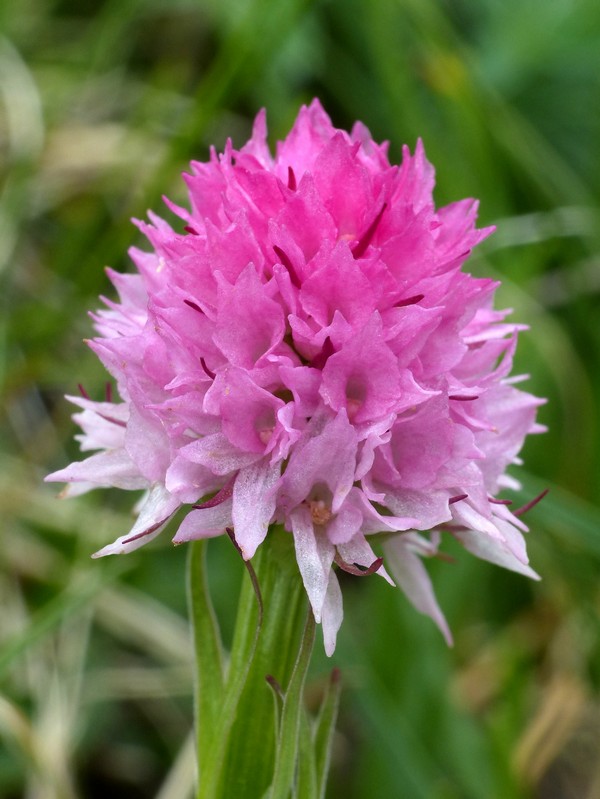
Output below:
[47,100,545,655]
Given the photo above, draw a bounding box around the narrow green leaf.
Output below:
[187,541,225,769]
[313,668,342,799]
[268,610,316,799]
[194,539,264,799]
[218,528,307,798]
[294,707,318,799]
[266,674,285,741]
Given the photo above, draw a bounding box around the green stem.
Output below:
[188,526,310,799]
[267,611,316,799]
[187,541,225,773]
[313,668,342,799]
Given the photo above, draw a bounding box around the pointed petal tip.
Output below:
[240,541,258,561]
[91,545,114,559]
[441,622,454,647]
[44,468,67,484]
[525,565,542,581]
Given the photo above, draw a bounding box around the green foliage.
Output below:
[2,0,600,796]
[187,528,336,799]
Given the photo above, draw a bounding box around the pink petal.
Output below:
[337,533,394,585]
[275,98,337,178]
[312,132,372,239]
[179,433,262,476]
[451,500,501,539]
[299,241,374,331]
[383,398,455,490]
[291,506,335,622]
[204,367,284,454]
[320,313,399,423]
[453,526,539,580]
[321,571,343,657]
[349,488,420,534]
[326,503,363,545]
[213,264,285,369]
[46,449,147,491]
[164,455,221,503]
[172,499,233,544]
[73,408,127,452]
[125,403,171,484]
[279,411,357,515]
[383,536,453,644]
[93,484,180,557]
[239,107,273,168]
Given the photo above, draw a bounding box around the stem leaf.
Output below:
[267,611,316,799]
[314,668,342,799]
[295,706,318,799]
[187,541,225,770]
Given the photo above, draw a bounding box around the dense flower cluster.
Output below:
[48,100,544,654]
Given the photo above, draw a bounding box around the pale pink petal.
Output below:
[172,499,233,543]
[125,404,171,483]
[232,459,280,559]
[65,395,128,452]
[204,367,284,454]
[179,433,262,476]
[383,536,453,644]
[73,411,126,452]
[373,488,451,531]
[46,449,147,491]
[453,526,539,580]
[337,533,394,585]
[321,571,343,657]
[164,456,221,504]
[320,313,401,423]
[92,484,180,557]
[291,507,335,622]
[279,411,357,515]
[54,481,97,498]
[326,504,363,545]
[451,500,502,539]
[341,486,419,536]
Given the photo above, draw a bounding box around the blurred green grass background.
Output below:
[1,0,600,796]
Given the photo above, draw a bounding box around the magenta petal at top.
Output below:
[46,99,545,654]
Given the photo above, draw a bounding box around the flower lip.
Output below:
[306,482,334,526]
[345,375,367,421]
[309,499,333,526]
